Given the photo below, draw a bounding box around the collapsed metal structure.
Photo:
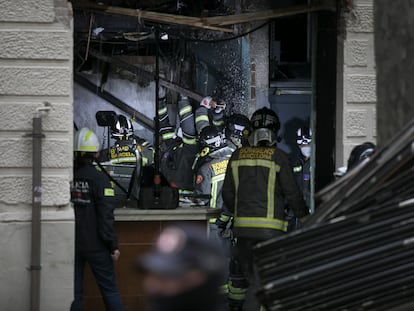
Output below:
[254,119,414,310]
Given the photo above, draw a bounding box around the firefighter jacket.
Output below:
[195,106,225,134]
[98,137,154,167]
[222,146,308,240]
[111,138,154,165]
[159,97,198,191]
[291,154,311,208]
[71,162,118,253]
[194,146,234,209]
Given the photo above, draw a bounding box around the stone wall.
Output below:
[0,0,74,309]
[336,0,377,168]
[374,1,414,146]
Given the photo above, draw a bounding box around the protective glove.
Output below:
[216,214,233,237]
[200,96,213,109]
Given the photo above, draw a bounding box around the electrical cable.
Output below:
[156,20,270,43]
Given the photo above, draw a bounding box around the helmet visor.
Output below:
[205,135,223,148]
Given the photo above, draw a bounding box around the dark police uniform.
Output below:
[70,162,123,311]
[291,154,311,208]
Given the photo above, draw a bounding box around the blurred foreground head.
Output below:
[138,224,226,311]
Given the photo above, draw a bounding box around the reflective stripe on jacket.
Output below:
[194,147,234,209]
[222,146,307,239]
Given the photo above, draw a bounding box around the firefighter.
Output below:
[194,125,233,209]
[98,113,154,202]
[192,96,227,178]
[291,125,312,209]
[221,107,309,310]
[138,224,227,311]
[70,128,123,311]
[158,95,198,194]
[194,101,244,310]
[224,113,252,150]
[101,114,154,167]
[220,113,252,310]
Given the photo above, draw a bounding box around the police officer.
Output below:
[70,128,123,311]
[138,224,227,311]
[221,107,308,310]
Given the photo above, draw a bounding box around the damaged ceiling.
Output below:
[71,0,335,124]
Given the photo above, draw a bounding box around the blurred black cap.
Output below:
[138,224,226,278]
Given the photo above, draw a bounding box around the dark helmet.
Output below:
[111,114,133,140]
[198,125,226,151]
[296,126,312,145]
[347,142,376,171]
[225,113,252,148]
[249,107,280,146]
[250,107,280,133]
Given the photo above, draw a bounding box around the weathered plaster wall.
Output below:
[336,0,377,168]
[74,75,155,146]
[0,0,74,309]
[374,0,414,146]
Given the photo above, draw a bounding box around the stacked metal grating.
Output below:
[253,119,414,310]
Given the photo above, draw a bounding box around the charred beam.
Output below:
[71,1,233,33]
[204,3,333,26]
[71,1,334,32]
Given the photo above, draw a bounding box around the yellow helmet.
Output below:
[74,127,100,152]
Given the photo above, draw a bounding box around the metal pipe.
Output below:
[29,103,50,311]
[153,27,161,202]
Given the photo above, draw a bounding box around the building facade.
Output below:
[337,0,376,167]
[0,0,74,309]
[0,0,377,309]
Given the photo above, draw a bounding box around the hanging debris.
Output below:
[253,118,414,310]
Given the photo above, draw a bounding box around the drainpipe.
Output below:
[29,102,50,311]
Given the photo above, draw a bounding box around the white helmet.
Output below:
[74,127,100,152]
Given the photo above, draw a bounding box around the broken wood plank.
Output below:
[71,1,334,33]
[71,1,234,33]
